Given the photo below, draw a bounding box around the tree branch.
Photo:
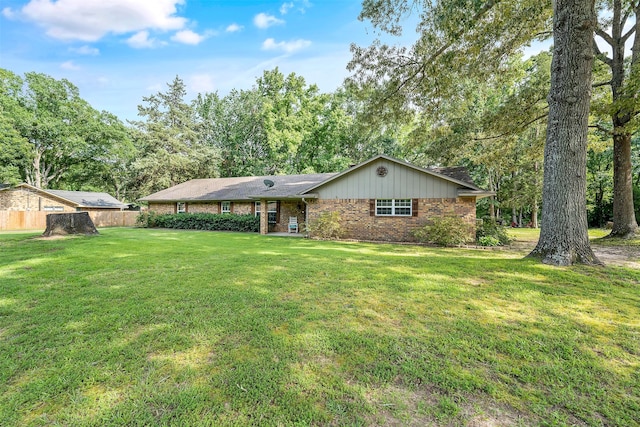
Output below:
[595,28,615,46]
[621,25,636,43]
[379,0,499,104]
[620,4,633,30]
[473,113,548,141]
[588,123,613,135]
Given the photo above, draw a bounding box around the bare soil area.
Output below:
[508,240,639,268]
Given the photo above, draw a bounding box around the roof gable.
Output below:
[301,154,482,194]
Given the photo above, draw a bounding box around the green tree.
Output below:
[590,0,639,237]
[194,89,269,177]
[0,69,130,193]
[64,111,135,200]
[0,70,29,184]
[130,76,219,198]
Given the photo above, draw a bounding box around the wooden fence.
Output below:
[0,211,140,231]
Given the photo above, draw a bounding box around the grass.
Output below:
[1,228,639,426]
[506,227,613,242]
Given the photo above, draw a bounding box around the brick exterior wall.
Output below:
[148,203,176,214]
[147,198,476,242]
[149,202,256,215]
[307,197,476,242]
[271,201,304,233]
[0,188,76,212]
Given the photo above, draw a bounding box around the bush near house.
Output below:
[137,212,259,232]
[307,211,343,240]
[414,215,474,246]
[476,218,512,246]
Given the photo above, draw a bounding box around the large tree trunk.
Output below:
[601,0,639,238]
[610,132,638,236]
[529,0,601,265]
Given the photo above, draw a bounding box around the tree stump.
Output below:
[42,212,99,237]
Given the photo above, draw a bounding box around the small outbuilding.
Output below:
[0,183,128,212]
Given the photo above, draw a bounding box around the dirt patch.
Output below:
[364,384,535,426]
[591,245,640,268]
[506,240,639,268]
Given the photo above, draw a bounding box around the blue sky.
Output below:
[0,0,404,121]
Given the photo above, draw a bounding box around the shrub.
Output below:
[136,211,161,228]
[475,218,512,245]
[137,212,259,232]
[477,236,500,247]
[414,216,474,247]
[307,211,343,240]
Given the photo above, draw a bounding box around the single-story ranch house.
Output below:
[140,155,493,242]
[0,183,128,212]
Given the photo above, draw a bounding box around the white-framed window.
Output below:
[376,199,412,216]
[267,202,278,223]
[254,201,277,223]
[177,202,186,213]
[43,206,64,212]
[221,201,231,213]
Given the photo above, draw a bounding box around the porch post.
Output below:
[259,198,268,235]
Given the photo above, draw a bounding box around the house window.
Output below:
[177,202,186,213]
[376,199,412,216]
[43,206,64,212]
[254,201,278,223]
[267,202,278,223]
[221,201,231,213]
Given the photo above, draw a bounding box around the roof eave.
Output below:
[457,190,495,199]
[247,193,319,200]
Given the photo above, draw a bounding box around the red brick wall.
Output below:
[148,202,255,216]
[271,201,304,233]
[307,198,476,242]
[148,203,176,214]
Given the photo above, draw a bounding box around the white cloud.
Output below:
[253,13,284,29]
[225,23,243,33]
[2,7,16,19]
[280,2,294,14]
[262,38,311,54]
[189,74,215,93]
[70,45,99,55]
[126,30,159,49]
[16,0,187,42]
[171,29,205,45]
[60,60,80,70]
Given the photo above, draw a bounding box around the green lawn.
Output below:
[1,228,639,426]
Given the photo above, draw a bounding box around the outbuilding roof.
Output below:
[46,189,128,209]
[0,183,128,209]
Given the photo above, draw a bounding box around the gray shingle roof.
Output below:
[139,173,337,202]
[139,155,489,202]
[46,190,128,209]
[428,166,480,190]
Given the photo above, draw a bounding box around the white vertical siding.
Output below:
[315,159,460,199]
